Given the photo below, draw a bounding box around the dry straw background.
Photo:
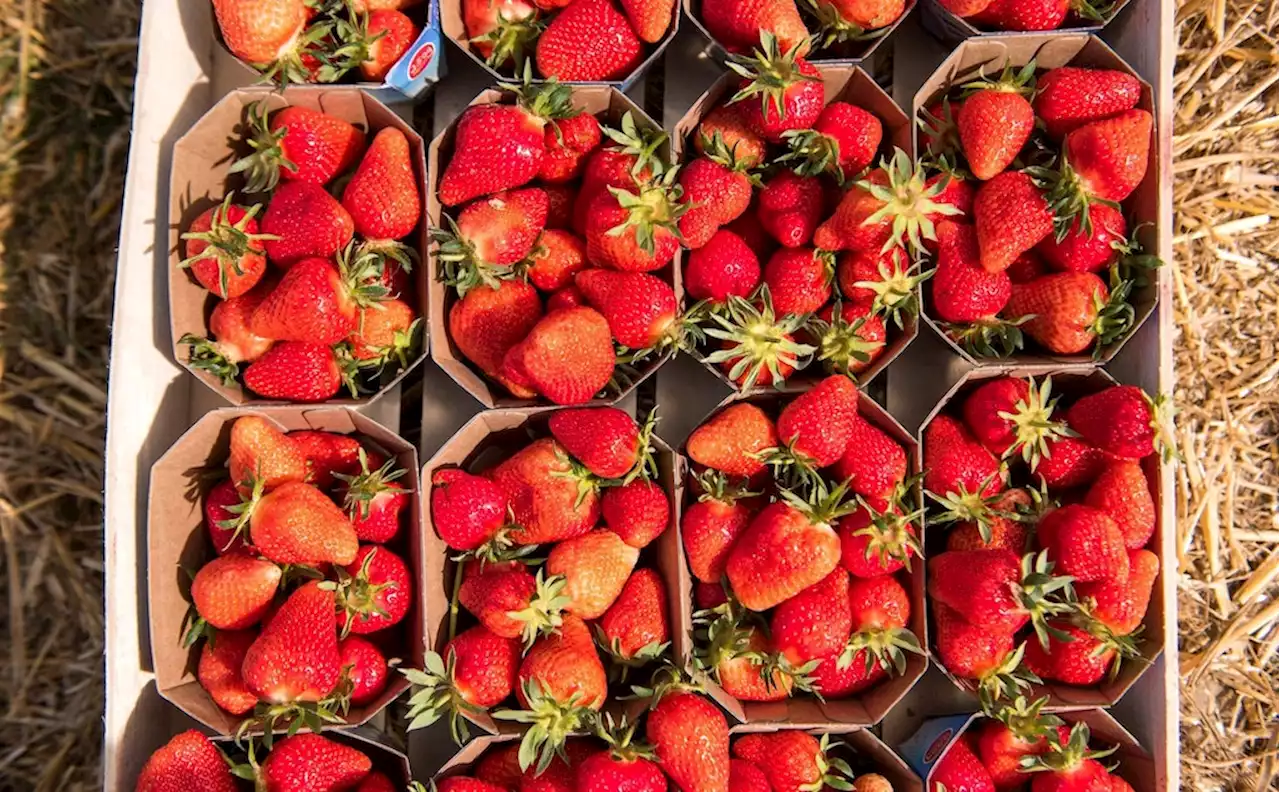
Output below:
[0,0,1274,789]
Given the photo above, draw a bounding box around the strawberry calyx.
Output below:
[699,131,762,178]
[593,713,659,763]
[402,648,488,744]
[803,0,891,47]
[777,127,845,183]
[808,307,883,380]
[549,449,604,507]
[508,569,571,650]
[215,474,267,549]
[1014,550,1078,650]
[850,493,924,570]
[804,734,858,792]
[852,258,934,329]
[494,679,595,773]
[990,695,1065,744]
[1027,157,1121,241]
[975,642,1041,714]
[840,622,924,677]
[1070,0,1117,23]
[941,315,1032,359]
[1019,722,1118,775]
[605,167,690,255]
[727,32,821,121]
[692,468,762,505]
[861,148,965,255]
[779,476,862,529]
[257,20,342,87]
[327,5,392,75]
[470,9,543,69]
[599,111,670,182]
[926,470,1008,537]
[1109,225,1163,285]
[504,68,578,124]
[692,601,752,674]
[336,241,394,309]
[326,548,393,638]
[179,193,279,294]
[628,661,706,705]
[959,60,1038,100]
[918,101,963,160]
[593,624,670,683]
[334,448,408,521]
[432,214,520,297]
[1087,268,1137,357]
[701,286,817,391]
[997,377,1078,467]
[179,333,242,386]
[356,317,423,374]
[1072,603,1146,679]
[228,102,295,194]
[1143,390,1179,464]
[237,690,350,749]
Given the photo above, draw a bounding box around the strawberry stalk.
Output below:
[507,570,571,649]
[1020,722,1119,776]
[863,148,965,255]
[997,377,1078,467]
[990,695,1065,743]
[849,490,924,570]
[599,111,670,181]
[593,625,671,683]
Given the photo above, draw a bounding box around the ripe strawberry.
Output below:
[198,629,257,715]
[526,230,587,292]
[846,573,921,675]
[135,730,238,792]
[205,478,251,555]
[438,189,550,290]
[686,403,777,478]
[234,103,366,192]
[190,555,281,631]
[514,306,616,404]
[685,229,761,303]
[290,431,362,489]
[1077,548,1158,635]
[1061,109,1153,203]
[539,112,603,183]
[838,500,919,577]
[1066,385,1168,461]
[577,726,668,792]
[337,544,412,634]
[808,292,888,380]
[677,154,753,249]
[242,341,352,402]
[356,772,397,792]
[1021,619,1124,686]
[809,0,905,29]
[1040,504,1128,583]
[946,488,1034,553]
[971,0,1069,30]
[682,471,758,583]
[343,127,421,241]
[181,279,276,384]
[250,257,365,344]
[771,568,852,664]
[727,34,823,143]
[1007,250,1047,284]
[228,415,308,494]
[463,0,538,67]
[548,406,647,479]
[1005,271,1120,355]
[212,0,307,66]
[1084,460,1155,548]
[774,374,861,467]
[250,480,359,565]
[584,181,684,273]
[730,759,773,792]
[974,171,1054,273]
[930,221,1014,352]
[831,415,908,502]
[602,479,670,548]
[257,733,373,792]
[535,0,643,81]
[405,625,520,740]
[695,580,730,610]
[763,247,833,316]
[927,169,977,229]
[339,635,389,705]
[546,528,639,618]
[695,104,767,169]
[704,621,795,702]
[576,269,679,352]
[435,778,509,792]
[1037,202,1127,274]
[430,468,510,551]
[757,169,824,248]
[931,602,1020,690]
[542,185,576,230]
[242,581,342,705]
[929,549,1074,636]
[1034,435,1107,490]
[349,298,417,366]
[957,64,1037,181]
[597,567,670,666]
[180,197,271,298]
[726,207,779,260]
[547,284,586,311]
[780,101,882,183]
[355,11,419,81]
[474,744,522,789]
[834,247,921,319]
[976,700,1070,789]
[1023,723,1118,792]
[1035,67,1143,140]
[572,113,664,233]
[733,731,855,792]
[457,560,553,641]
[919,97,964,158]
[261,181,355,266]
[962,375,1076,467]
[924,414,1004,500]
[448,278,543,388]
[335,451,409,543]
[932,735,996,792]
[703,0,809,55]
[491,437,601,543]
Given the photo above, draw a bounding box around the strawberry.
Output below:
[547,284,586,311]
[198,629,257,715]
[835,247,927,323]
[535,0,643,81]
[932,735,996,792]
[1077,548,1158,635]
[250,257,367,344]
[928,549,1074,636]
[1065,386,1169,461]
[260,181,355,266]
[349,298,418,367]
[730,759,773,792]
[619,0,674,41]
[695,580,730,609]
[957,63,1037,181]
[974,171,1054,273]
[335,451,409,543]
[1034,435,1107,490]
[355,11,419,81]
[190,555,281,631]
[1084,460,1155,548]
[242,581,342,705]
[546,528,640,618]
[929,221,1016,356]
[243,341,352,402]
[780,101,883,183]
[1059,109,1153,204]
[356,772,397,792]
[771,567,852,664]
[810,297,886,381]
[694,104,767,169]
[928,168,977,229]
[931,602,1025,698]
[250,480,359,565]
[181,280,277,385]
[733,731,855,792]
[838,499,919,578]
[706,621,796,702]
[726,206,779,260]
[1004,271,1124,355]
[291,431,363,489]
[919,97,964,158]
[457,560,553,641]
[436,189,550,291]
[212,0,307,66]
[548,406,647,479]
[463,0,539,67]
[597,567,670,668]
[233,104,366,192]
[542,184,576,230]
[439,82,574,206]
[971,0,1069,30]
[1024,723,1119,792]
[726,34,823,143]
[448,278,543,388]
[757,169,824,248]
[808,0,905,30]
[474,744,523,789]
[763,247,833,316]
[180,196,272,298]
[924,414,1004,501]
[977,699,1070,790]
[517,740,595,792]
[1007,250,1047,283]
[945,488,1035,553]
[540,113,603,183]
[435,778,509,792]
[572,113,665,233]
[336,544,412,634]
[228,415,308,495]
[404,624,520,739]
[584,179,685,273]
[962,376,1075,465]
[704,294,816,389]
[343,127,421,241]
[773,374,861,467]
[686,403,777,478]
[205,478,251,555]
[257,733,373,792]
[685,229,761,303]
[526,230,587,292]
[602,479,670,548]
[575,269,680,352]
[703,0,809,55]
[844,573,922,674]
[430,468,510,551]
[677,153,753,249]
[491,437,601,543]
[339,635,389,705]
[682,471,758,583]
[577,720,668,792]
[1034,67,1143,140]
[645,688,731,792]
[1021,619,1126,686]
[513,306,616,403]
[1040,504,1128,583]
[726,481,852,611]
[1036,203,1127,273]
[135,730,238,792]
[831,415,908,502]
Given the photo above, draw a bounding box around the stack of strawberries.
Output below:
[693,0,910,59]
[182,416,415,733]
[462,0,675,81]
[919,61,1159,359]
[212,0,424,85]
[178,100,423,403]
[934,0,1120,32]
[682,375,924,709]
[678,34,933,390]
[433,79,685,404]
[925,376,1166,704]
[413,408,678,771]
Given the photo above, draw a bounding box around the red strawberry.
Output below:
[809,647,886,696]
[431,468,510,551]
[257,733,373,792]
[576,269,679,352]
[838,501,919,578]
[535,0,643,81]
[1037,202,1127,273]
[919,97,964,158]
[212,0,307,67]
[924,414,1004,500]
[733,731,855,792]
[291,431,363,489]
[191,554,281,630]
[577,736,667,792]
[972,0,1068,30]
[584,182,684,273]
[757,169,824,248]
[135,730,238,792]
[1040,504,1128,583]
[250,257,365,344]
[243,341,350,402]
[810,302,887,378]
[180,197,271,298]
[1024,723,1118,792]
[546,528,640,618]
[646,689,730,792]
[540,113,603,183]
[835,247,918,317]
[682,471,758,583]
[929,221,1014,352]
[242,582,342,705]
[356,772,397,792]
[337,544,413,634]
[474,744,523,789]
[463,0,538,67]
[1066,386,1168,461]
[932,735,996,792]
[945,489,1034,554]
[491,437,601,543]
[727,34,823,143]
[596,567,670,667]
[957,64,1037,181]
[343,127,421,241]
[685,229,761,303]
[1035,67,1143,140]
[234,104,366,192]
[205,478,251,555]
[514,306,616,404]
[976,701,1070,789]
[677,154,753,249]
[695,104,767,168]
[543,183,577,229]
[708,623,796,702]
[526,230,587,292]
[810,0,905,29]
[335,452,409,543]
[774,374,861,467]
[771,567,852,664]
[974,171,1053,273]
[1061,109,1153,203]
[1084,460,1155,548]
[548,406,646,479]
[686,403,777,478]
[572,115,663,234]
[261,181,355,266]
[1004,271,1118,355]
[516,741,595,791]
[928,169,977,229]
[181,280,276,384]
[1077,548,1158,635]
[619,0,673,42]
[846,573,921,672]
[695,580,729,609]
[602,479,670,548]
[831,415,908,502]
[929,549,1073,635]
[726,207,779,261]
[228,415,308,494]
[406,624,520,738]
[353,10,419,81]
[931,602,1020,689]
[780,101,882,183]
[763,247,833,316]
[703,0,809,55]
[729,759,773,792]
[962,375,1076,465]
[339,635,389,705]
[439,189,549,289]
[436,778,509,792]
[448,278,543,388]
[349,298,418,366]
[457,560,546,641]
[1034,435,1107,490]
[1007,250,1047,283]
[250,480,359,565]
[198,629,257,715]
[547,284,587,311]
[1022,619,1124,686]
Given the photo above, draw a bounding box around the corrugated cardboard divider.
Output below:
[680,0,917,64]
[215,725,412,783]
[916,366,1166,707]
[420,407,689,737]
[168,87,431,406]
[426,85,681,409]
[677,387,928,726]
[912,34,1159,367]
[671,65,919,395]
[438,0,679,90]
[146,407,425,734]
[918,0,1131,43]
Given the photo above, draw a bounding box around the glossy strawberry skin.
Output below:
[1035,67,1143,140]
[928,549,1029,634]
[726,501,842,612]
[1065,385,1160,461]
[205,477,251,555]
[931,735,996,792]
[339,635,390,706]
[449,278,543,386]
[268,106,367,186]
[685,229,762,303]
[534,0,643,81]
[974,171,1054,274]
[431,468,509,551]
[575,269,677,351]
[439,104,547,207]
[257,733,373,792]
[1084,460,1156,549]
[198,629,258,715]
[763,247,832,316]
[775,374,861,467]
[831,415,908,502]
[1005,271,1110,355]
[191,554,282,630]
[686,403,778,478]
[758,170,824,248]
[261,181,355,266]
[242,582,342,704]
[602,479,670,549]
[924,414,1003,499]
[930,221,1012,323]
[771,567,852,665]
[490,437,601,544]
[242,341,342,403]
[212,0,307,64]
[1036,203,1127,273]
[1040,504,1129,583]
[251,257,356,345]
[339,544,413,634]
[182,203,269,298]
[932,602,1016,681]
[958,89,1035,181]
[645,691,731,792]
[1063,109,1153,203]
[342,127,422,241]
[445,624,521,708]
[135,730,239,792]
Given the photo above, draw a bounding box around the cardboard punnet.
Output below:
[913,34,1160,367]
[919,0,1133,43]
[681,0,916,64]
[673,65,917,394]
[679,387,928,727]
[439,0,679,90]
[214,726,414,785]
[427,85,681,409]
[169,87,431,406]
[918,366,1166,708]
[419,407,690,737]
[146,407,425,734]
[899,707,1157,791]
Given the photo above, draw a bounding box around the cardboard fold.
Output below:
[912,34,1160,367]
[917,366,1166,707]
[919,0,1132,43]
[146,407,425,735]
[168,87,431,406]
[677,387,928,727]
[420,407,688,737]
[427,86,680,409]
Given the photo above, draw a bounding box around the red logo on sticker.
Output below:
[924,729,954,764]
[409,43,435,79]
